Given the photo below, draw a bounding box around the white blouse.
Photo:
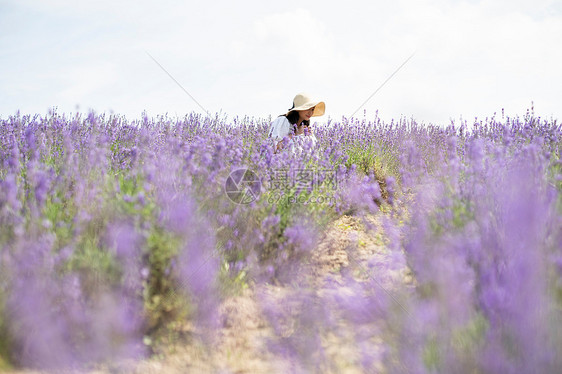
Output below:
[267,116,317,154]
[268,116,291,141]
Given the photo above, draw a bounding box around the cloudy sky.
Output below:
[1,0,561,125]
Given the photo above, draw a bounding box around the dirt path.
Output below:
[120,213,394,374]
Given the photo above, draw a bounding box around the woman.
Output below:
[268,93,325,154]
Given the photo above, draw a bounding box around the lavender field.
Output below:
[1,108,561,373]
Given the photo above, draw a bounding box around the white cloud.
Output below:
[1,0,561,125]
[326,0,562,123]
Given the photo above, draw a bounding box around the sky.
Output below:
[1,0,561,125]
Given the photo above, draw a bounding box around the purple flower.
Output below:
[283,221,319,253]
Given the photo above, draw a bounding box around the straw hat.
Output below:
[287,93,325,117]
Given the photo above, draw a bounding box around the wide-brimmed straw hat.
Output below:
[287,93,325,117]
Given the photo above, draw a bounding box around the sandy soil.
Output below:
[124,213,395,374]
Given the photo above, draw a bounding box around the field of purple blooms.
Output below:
[1,108,562,373]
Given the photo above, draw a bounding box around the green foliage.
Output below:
[345,142,400,179]
[344,141,401,203]
[428,192,474,238]
[144,226,187,332]
[547,155,562,214]
[452,313,488,355]
[64,233,122,296]
[269,187,337,233]
[452,199,474,229]
[422,336,441,370]
[345,143,378,176]
[0,288,12,370]
[219,261,249,296]
[43,191,76,249]
[421,314,488,372]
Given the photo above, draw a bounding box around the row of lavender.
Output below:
[0,109,561,372]
[264,111,562,373]
[0,110,363,370]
